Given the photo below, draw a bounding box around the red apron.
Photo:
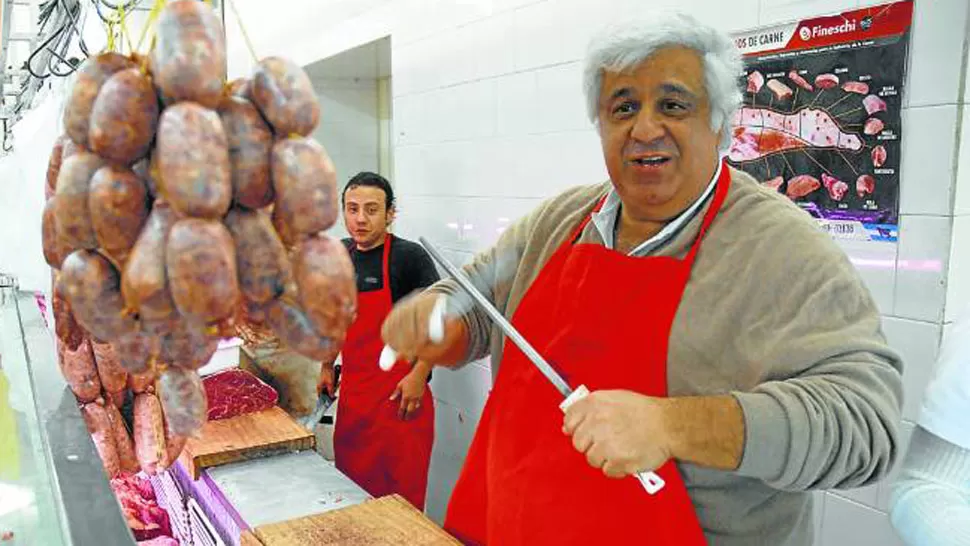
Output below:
[334,234,435,510]
[444,161,731,545]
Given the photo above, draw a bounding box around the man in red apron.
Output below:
[321,171,439,510]
[380,34,736,543]
[380,13,902,546]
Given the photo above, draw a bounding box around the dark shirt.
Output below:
[341,234,440,303]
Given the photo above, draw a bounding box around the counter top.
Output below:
[207,450,371,528]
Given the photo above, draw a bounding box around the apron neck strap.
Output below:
[381,233,392,283]
[683,158,731,263]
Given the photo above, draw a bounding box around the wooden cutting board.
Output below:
[178,406,315,479]
[246,495,462,545]
[239,530,263,546]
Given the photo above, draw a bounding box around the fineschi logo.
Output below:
[803,18,858,40]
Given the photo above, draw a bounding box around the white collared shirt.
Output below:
[591,159,722,257]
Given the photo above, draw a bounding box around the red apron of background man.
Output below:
[335,235,435,510]
[444,160,731,545]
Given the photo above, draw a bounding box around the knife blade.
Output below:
[417,236,665,495]
[419,237,571,397]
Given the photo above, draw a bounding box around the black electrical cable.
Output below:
[91,0,140,25]
[2,120,13,152]
[24,0,89,79]
[25,25,67,79]
[49,3,83,76]
[47,44,78,77]
[61,0,90,57]
[97,0,141,12]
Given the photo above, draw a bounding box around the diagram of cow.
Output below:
[730,68,890,204]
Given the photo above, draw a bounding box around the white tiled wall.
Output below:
[311,78,380,186]
[898,105,960,217]
[224,0,970,541]
[949,215,970,323]
[308,77,381,240]
[893,215,953,323]
[955,107,970,216]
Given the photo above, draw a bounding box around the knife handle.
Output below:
[559,384,666,495]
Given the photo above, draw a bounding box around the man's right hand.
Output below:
[381,292,469,366]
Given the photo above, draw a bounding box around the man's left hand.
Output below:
[390,366,428,420]
[562,390,674,478]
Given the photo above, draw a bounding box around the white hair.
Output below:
[582,13,743,151]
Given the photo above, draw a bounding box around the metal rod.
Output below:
[419,237,573,397]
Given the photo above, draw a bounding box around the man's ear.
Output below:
[387,206,397,225]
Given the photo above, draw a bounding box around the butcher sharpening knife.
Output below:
[415,236,665,495]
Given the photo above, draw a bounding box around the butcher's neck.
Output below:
[613,155,721,254]
[615,176,715,255]
[615,213,666,255]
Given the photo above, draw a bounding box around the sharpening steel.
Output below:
[417,236,665,495]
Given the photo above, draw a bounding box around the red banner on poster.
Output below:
[734,1,914,56]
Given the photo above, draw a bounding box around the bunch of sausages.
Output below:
[40,0,357,477]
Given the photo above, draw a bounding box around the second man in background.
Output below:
[321,171,440,510]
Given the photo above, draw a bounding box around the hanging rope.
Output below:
[106,19,116,52]
[116,2,135,54]
[137,0,166,53]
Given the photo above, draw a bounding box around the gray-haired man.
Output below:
[382,12,903,545]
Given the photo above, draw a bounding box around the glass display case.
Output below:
[0,274,133,546]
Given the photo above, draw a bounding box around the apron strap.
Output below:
[381,234,392,288]
[684,158,731,263]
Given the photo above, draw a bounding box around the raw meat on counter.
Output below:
[746,70,765,93]
[863,94,887,115]
[788,70,813,92]
[138,538,179,546]
[857,175,876,198]
[872,145,888,168]
[729,107,863,162]
[815,73,839,89]
[821,173,849,201]
[202,368,279,420]
[786,175,821,199]
[766,79,793,100]
[110,472,175,542]
[863,117,885,136]
[842,81,870,95]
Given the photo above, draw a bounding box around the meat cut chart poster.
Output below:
[729,1,913,242]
